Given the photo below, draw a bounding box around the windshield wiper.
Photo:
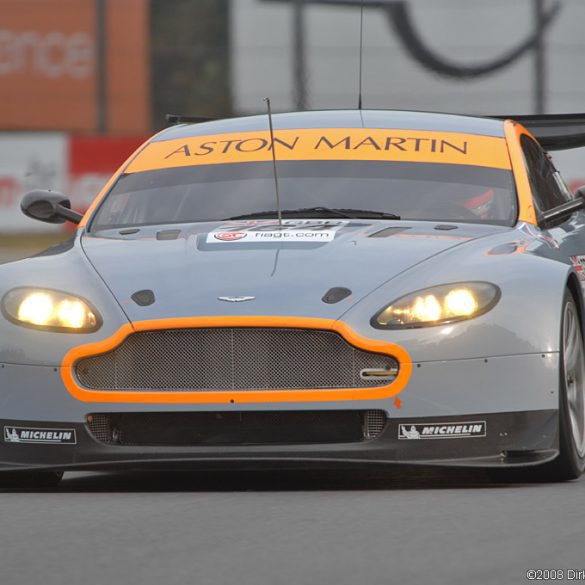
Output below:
[226,207,401,220]
[333,208,401,220]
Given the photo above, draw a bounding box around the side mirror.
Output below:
[537,187,585,229]
[21,190,83,225]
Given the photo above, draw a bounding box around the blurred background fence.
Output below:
[2,0,585,259]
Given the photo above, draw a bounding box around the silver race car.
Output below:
[2,109,585,485]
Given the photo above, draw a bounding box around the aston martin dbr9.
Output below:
[3,109,585,485]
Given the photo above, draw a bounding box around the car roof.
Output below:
[154,110,506,142]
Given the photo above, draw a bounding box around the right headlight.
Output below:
[372,282,500,329]
[2,287,101,333]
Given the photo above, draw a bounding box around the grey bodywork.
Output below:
[0,111,582,440]
[0,217,578,422]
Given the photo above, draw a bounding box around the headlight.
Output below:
[2,288,101,332]
[372,282,500,329]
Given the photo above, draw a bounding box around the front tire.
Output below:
[550,290,585,479]
[489,290,585,483]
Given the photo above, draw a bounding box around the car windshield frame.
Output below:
[88,160,519,232]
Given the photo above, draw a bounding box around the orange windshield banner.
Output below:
[125,129,512,173]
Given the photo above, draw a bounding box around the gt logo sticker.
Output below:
[4,426,77,445]
[213,232,246,241]
[398,421,486,440]
[207,219,348,244]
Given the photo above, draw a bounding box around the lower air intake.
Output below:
[87,410,388,446]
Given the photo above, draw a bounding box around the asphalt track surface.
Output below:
[0,468,584,585]
[2,251,585,585]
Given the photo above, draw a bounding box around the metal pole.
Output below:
[293,0,307,110]
[534,0,546,114]
[96,0,108,133]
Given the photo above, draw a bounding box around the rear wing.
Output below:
[490,114,585,151]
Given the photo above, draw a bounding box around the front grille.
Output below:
[86,410,388,446]
[75,327,398,392]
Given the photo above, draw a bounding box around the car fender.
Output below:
[0,235,130,366]
[341,234,573,363]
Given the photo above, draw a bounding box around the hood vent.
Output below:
[131,290,156,306]
[322,287,352,304]
[369,226,411,238]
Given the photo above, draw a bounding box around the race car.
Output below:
[2,109,585,486]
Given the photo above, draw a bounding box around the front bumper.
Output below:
[0,410,558,472]
[0,351,560,421]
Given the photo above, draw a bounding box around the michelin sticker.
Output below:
[207,219,348,244]
[398,421,486,440]
[4,426,77,445]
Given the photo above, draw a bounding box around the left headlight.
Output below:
[2,288,101,332]
[372,282,500,329]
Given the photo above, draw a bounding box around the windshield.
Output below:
[90,160,517,230]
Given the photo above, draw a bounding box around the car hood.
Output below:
[81,220,508,322]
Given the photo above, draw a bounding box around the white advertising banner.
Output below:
[0,133,67,233]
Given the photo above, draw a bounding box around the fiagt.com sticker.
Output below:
[207,219,348,243]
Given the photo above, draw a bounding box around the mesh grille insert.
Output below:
[86,410,388,446]
[363,410,388,439]
[75,327,398,392]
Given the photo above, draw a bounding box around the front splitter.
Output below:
[0,410,558,472]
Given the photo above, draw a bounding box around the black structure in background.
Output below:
[266,0,560,114]
[150,0,232,128]
[293,0,308,111]
[95,0,108,133]
[534,0,548,115]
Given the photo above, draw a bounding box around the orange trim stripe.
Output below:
[125,129,512,174]
[504,120,538,226]
[61,317,412,404]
